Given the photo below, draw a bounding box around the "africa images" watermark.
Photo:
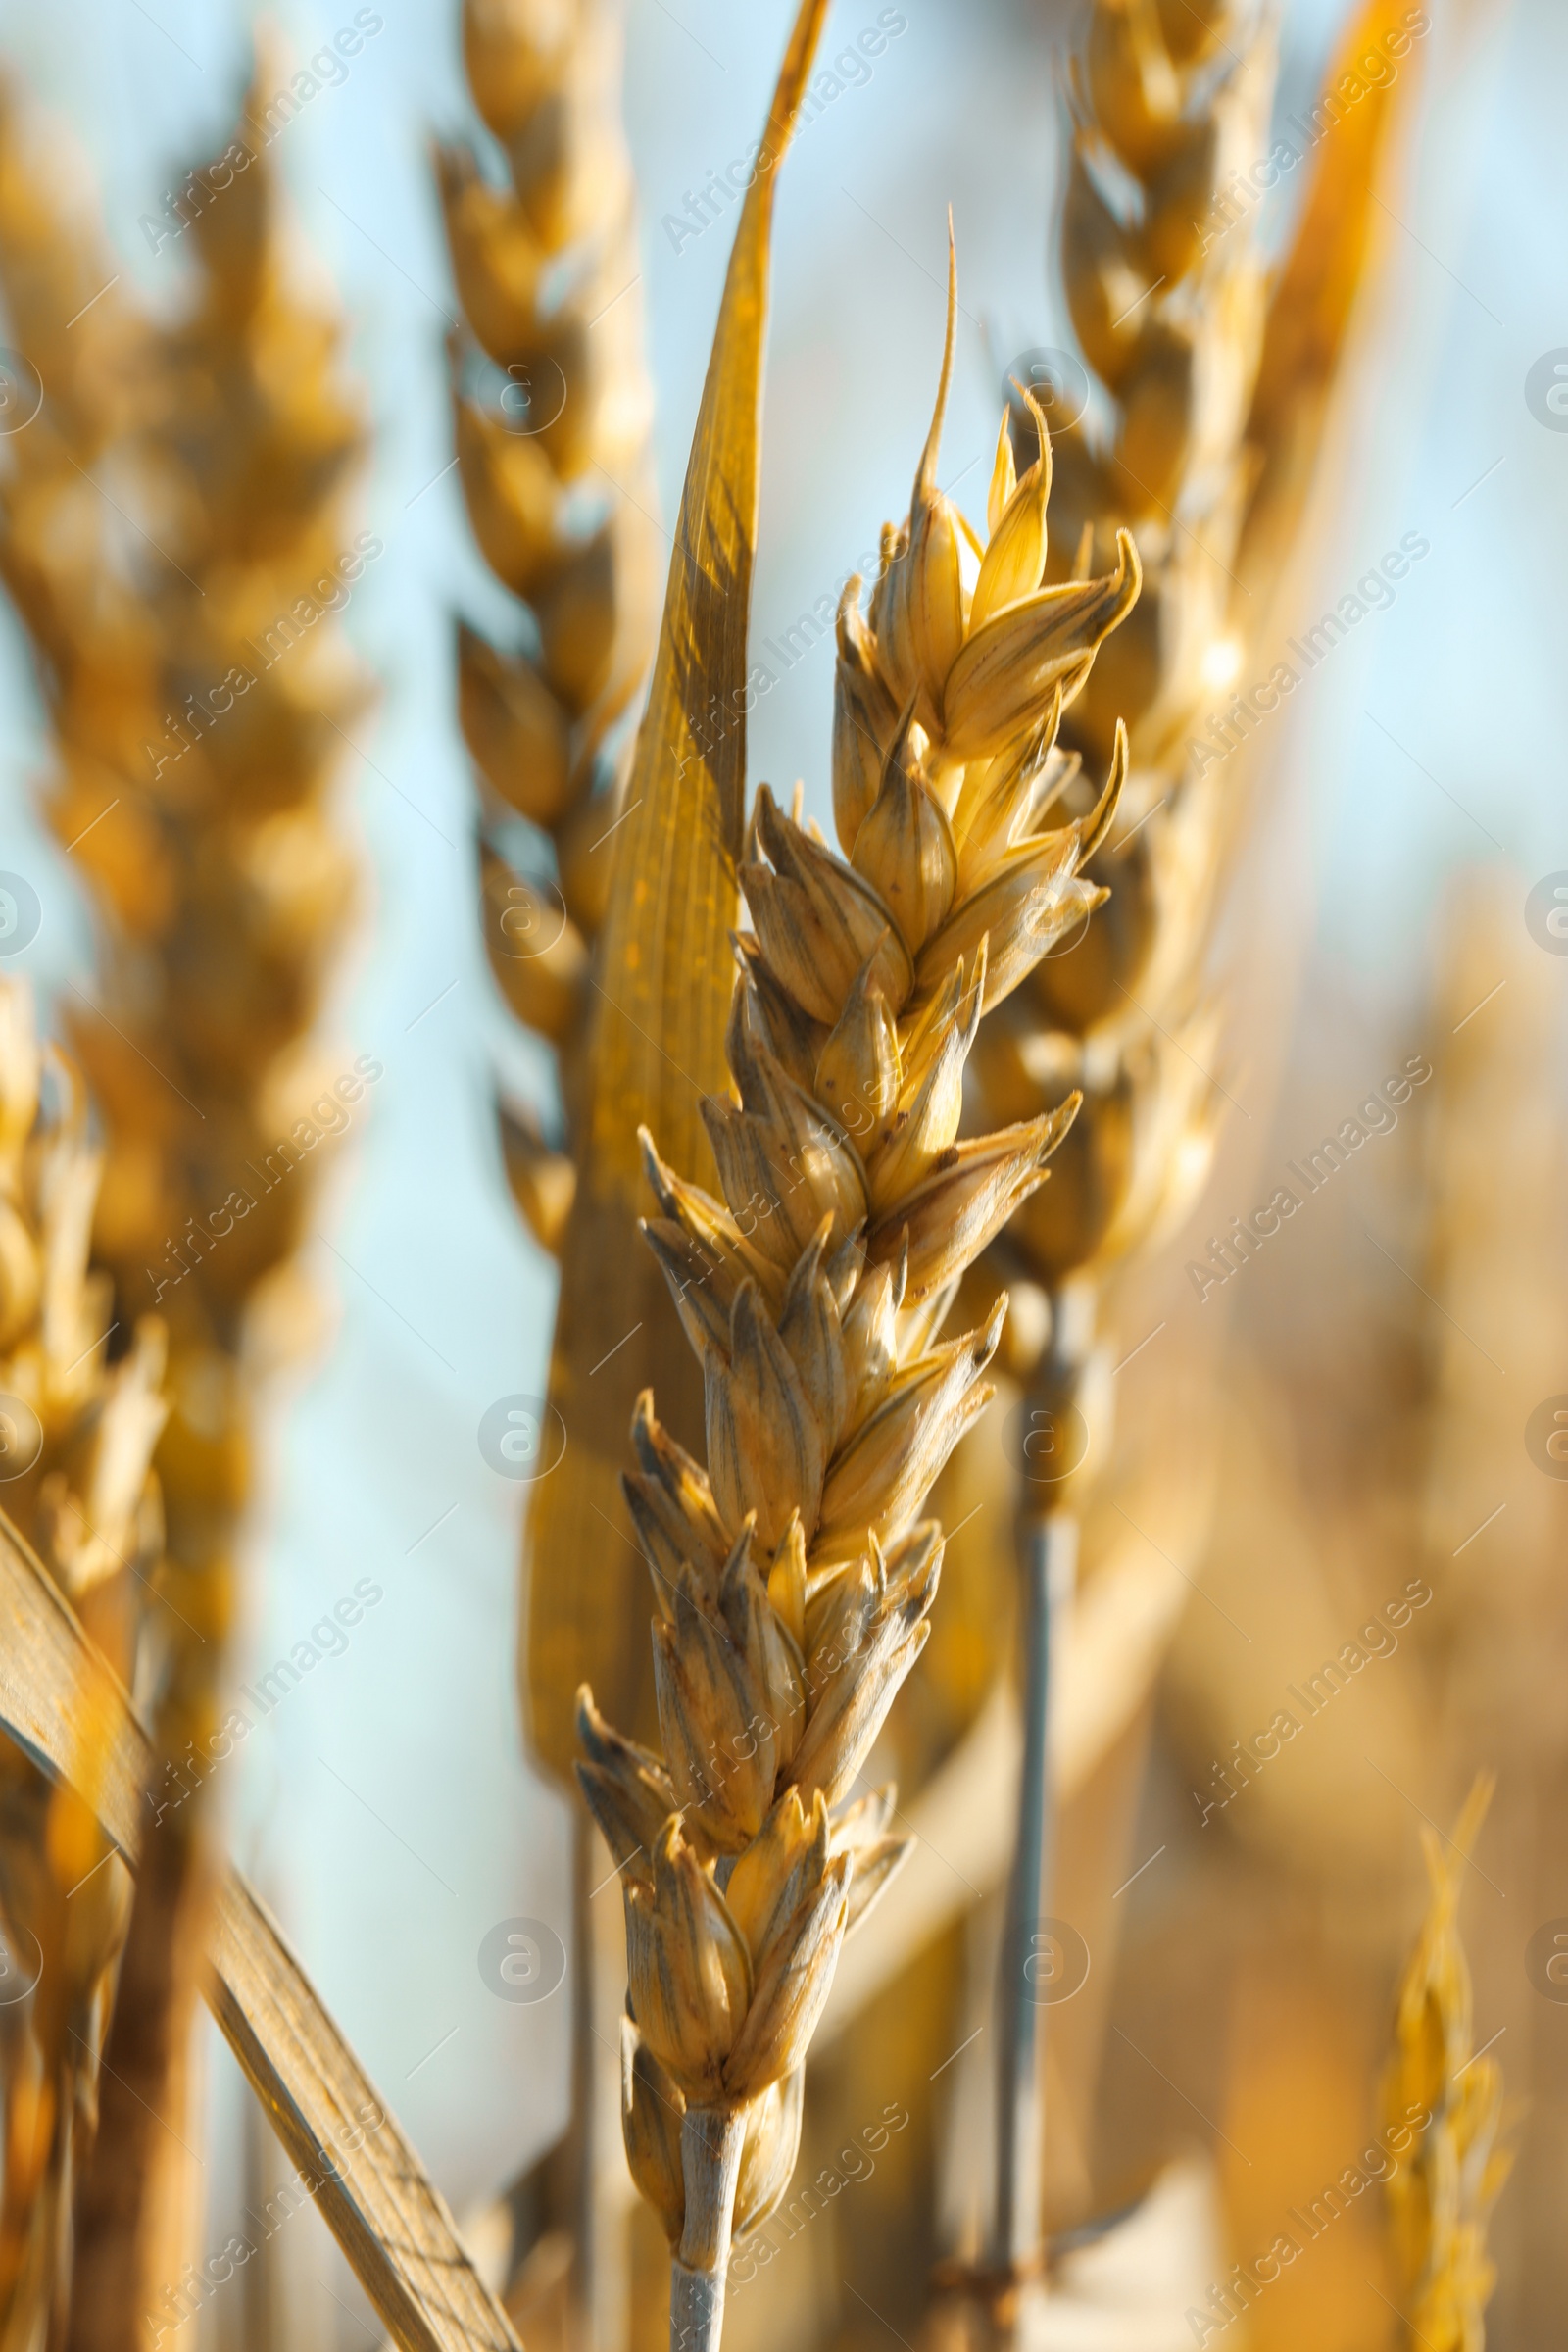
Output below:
[1185,2100,1433,2343]
[145,1054,384,1302]
[659,10,908,256]
[1193,9,1431,256]
[143,532,383,781]
[144,2096,386,2344]
[140,12,386,255]
[1186,1054,1431,1303]
[147,1575,385,1830]
[1185,533,1430,778]
[1192,1579,1433,1827]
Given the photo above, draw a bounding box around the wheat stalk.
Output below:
[572,238,1139,2350]
[438,0,662,1255]
[0,57,368,2340]
[1383,1777,1510,2352]
[943,1,1429,2311]
[929,2,1280,2305]
[828,13,1424,2283]
[0,979,167,2349]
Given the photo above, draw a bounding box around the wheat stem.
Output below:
[669,2107,747,2348]
[990,1509,1075,2277]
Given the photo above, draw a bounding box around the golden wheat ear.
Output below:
[0,48,370,2336]
[1381,1777,1511,2352]
[578,174,1140,2331]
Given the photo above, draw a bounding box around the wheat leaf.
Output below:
[0,1511,520,2352]
[1237,0,1426,591]
[523,0,832,1776]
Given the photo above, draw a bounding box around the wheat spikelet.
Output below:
[0,979,167,2346]
[0,57,368,2338]
[1383,1778,1510,2352]
[573,240,1139,2348]
[439,0,661,1255]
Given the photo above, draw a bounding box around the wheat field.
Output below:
[0,0,1559,2349]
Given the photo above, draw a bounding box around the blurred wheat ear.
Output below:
[0,47,370,2341]
[440,0,673,1795]
[899,0,1435,2311]
[0,979,168,2346]
[1383,1777,1510,2352]
[438,0,662,1268]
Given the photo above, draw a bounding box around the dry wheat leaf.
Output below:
[1237,0,1426,589]
[0,1511,520,2352]
[523,0,832,1776]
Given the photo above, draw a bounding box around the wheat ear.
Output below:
[439,0,661,1252]
[572,238,1138,2350]
[0,58,368,2338]
[1383,1778,1510,2352]
[976,0,1278,1291]
[0,982,167,2345]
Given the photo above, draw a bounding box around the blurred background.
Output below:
[0,0,1563,2342]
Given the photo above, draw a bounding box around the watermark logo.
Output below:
[0,873,41,956]
[1007,1914,1091,2006]
[1004,1399,1091,1486]
[0,352,42,436]
[477,1916,566,2003]
[478,1394,567,1482]
[1524,350,1568,431]
[491,877,568,961]
[1525,1919,1568,2001]
[1524,870,1568,954]
[1004,347,1091,435]
[1524,1395,1568,1479]
[0,1395,44,1481]
[0,1922,42,2005]
[495,356,566,437]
